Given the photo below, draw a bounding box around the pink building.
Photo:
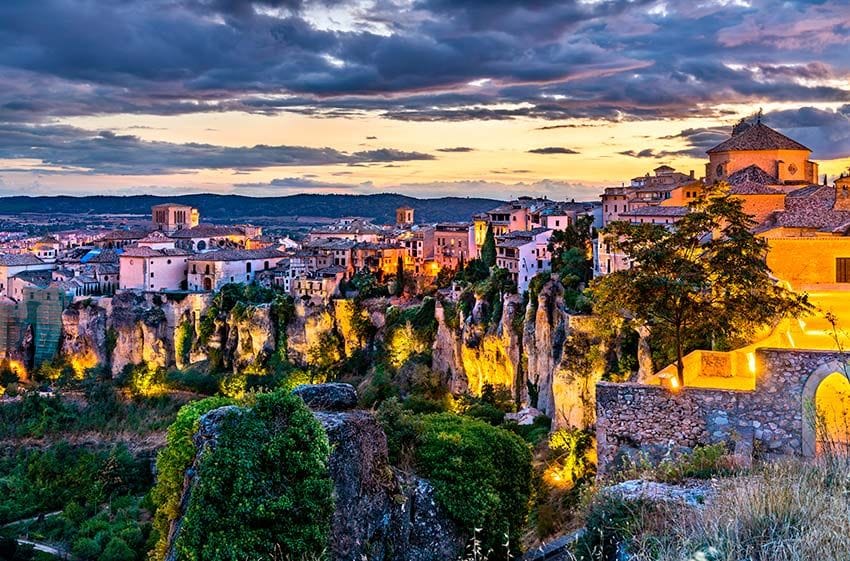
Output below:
[119,246,191,291]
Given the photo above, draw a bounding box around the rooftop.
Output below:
[622,206,689,218]
[188,248,286,262]
[707,122,811,154]
[0,253,46,266]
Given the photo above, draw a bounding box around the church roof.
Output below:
[727,164,784,195]
[707,122,810,154]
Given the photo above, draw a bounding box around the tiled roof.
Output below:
[727,164,783,195]
[137,231,172,243]
[622,206,689,217]
[707,123,810,153]
[188,248,286,262]
[766,185,850,231]
[169,224,246,238]
[0,253,46,266]
[100,228,152,241]
[121,246,191,258]
[11,269,53,286]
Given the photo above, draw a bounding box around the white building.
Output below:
[119,246,191,291]
[495,228,553,294]
[0,254,54,297]
[187,248,287,292]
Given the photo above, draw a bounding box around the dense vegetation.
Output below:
[0,442,152,560]
[377,400,533,558]
[152,391,333,561]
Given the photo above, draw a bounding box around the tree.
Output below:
[549,215,594,287]
[591,182,810,386]
[481,224,496,267]
[394,256,405,296]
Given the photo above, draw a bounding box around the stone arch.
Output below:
[801,359,848,457]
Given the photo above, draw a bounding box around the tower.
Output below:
[396,205,414,227]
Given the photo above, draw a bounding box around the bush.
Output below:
[155,391,334,561]
[573,494,650,561]
[150,396,236,559]
[411,413,533,557]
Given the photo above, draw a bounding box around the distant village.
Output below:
[1,116,849,371]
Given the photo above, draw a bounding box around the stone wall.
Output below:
[596,348,847,475]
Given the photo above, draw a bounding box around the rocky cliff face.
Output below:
[433,278,606,429]
[164,384,464,561]
[61,292,212,376]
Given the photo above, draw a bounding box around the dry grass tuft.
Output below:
[622,453,850,561]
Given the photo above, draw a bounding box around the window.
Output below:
[150,272,155,278]
[246,262,252,273]
[837,258,850,283]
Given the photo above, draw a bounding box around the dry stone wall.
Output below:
[596,348,847,475]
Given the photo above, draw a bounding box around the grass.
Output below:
[567,453,850,561]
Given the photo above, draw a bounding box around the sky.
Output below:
[1,0,849,200]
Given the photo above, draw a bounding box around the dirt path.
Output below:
[17,538,74,559]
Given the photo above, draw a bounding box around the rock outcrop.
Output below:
[163,384,464,561]
[433,278,607,429]
[61,292,212,376]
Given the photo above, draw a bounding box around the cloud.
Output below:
[436,146,475,152]
[528,147,580,155]
[0,0,846,128]
[0,122,435,175]
[235,176,374,190]
[619,149,661,158]
[763,106,850,160]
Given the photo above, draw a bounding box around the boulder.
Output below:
[293,383,358,411]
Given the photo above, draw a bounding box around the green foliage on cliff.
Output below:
[154,391,334,561]
[175,321,194,365]
[150,396,236,560]
[377,402,533,557]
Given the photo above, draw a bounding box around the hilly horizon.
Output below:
[0,193,518,224]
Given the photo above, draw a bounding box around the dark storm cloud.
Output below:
[528,147,580,155]
[0,0,849,175]
[763,106,850,160]
[0,122,434,174]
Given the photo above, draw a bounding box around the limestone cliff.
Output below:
[61,292,212,376]
[433,278,606,429]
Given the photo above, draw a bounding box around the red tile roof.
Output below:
[707,123,810,154]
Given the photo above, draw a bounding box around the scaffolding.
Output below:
[0,286,69,369]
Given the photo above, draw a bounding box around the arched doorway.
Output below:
[802,360,850,457]
[813,372,850,455]
[203,277,212,291]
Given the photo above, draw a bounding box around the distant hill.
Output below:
[0,193,504,224]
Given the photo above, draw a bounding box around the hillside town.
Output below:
[2,117,850,378]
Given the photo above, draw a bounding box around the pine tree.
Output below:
[481,224,496,267]
[395,256,405,296]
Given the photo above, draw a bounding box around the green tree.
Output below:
[394,256,405,296]
[481,224,496,267]
[549,214,594,287]
[591,182,810,385]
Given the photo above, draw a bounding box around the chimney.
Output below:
[834,176,850,211]
[689,170,695,179]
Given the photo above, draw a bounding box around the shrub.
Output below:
[572,494,651,561]
[413,413,533,557]
[155,391,334,561]
[150,396,236,560]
